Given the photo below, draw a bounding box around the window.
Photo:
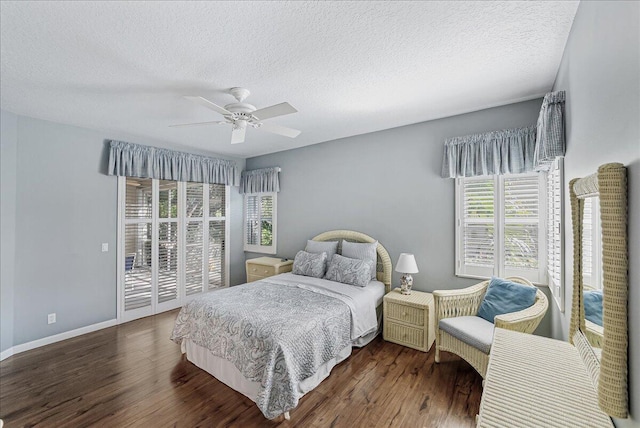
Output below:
[244,192,277,254]
[455,173,546,284]
[118,177,229,322]
[546,158,564,311]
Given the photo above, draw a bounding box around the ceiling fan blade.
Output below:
[231,126,246,144]
[252,102,297,120]
[169,121,227,128]
[258,122,301,138]
[184,96,231,116]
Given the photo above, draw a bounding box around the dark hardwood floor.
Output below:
[0,310,483,427]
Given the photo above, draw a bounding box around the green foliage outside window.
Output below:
[159,188,178,218]
[261,221,273,246]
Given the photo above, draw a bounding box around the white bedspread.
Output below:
[262,272,384,340]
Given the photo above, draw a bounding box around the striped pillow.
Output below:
[341,240,377,280]
[305,240,339,262]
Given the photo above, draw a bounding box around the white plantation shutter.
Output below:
[185,183,204,296]
[246,195,259,246]
[459,178,495,277]
[261,196,274,246]
[185,222,204,295]
[125,178,152,218]
[503,175,540,273]
[124,222,152,311]
[546,158,564,311]
[209,222,225,288]
[158,180,178,219]
[119,178,229,322]
[208,184,226,289]
[209,183,226,218]
[158,221,178,303]
[186,182,204,217]
[244,192,277,254]
[124,178,153,312]
[157,181,178,305]
[456,173,545,283]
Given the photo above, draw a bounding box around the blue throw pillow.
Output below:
[584,289,604,327]
[477,277,537,323]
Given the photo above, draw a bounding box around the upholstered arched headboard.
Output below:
[312,230,392,293]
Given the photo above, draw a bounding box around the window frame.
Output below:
[455,172,548,285]
[546,157,565,311]
[243,192,277,254]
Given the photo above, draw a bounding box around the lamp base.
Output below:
[400,274,413,295]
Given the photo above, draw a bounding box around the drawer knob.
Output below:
[402,312,407,317]
[252,268,257,272]
[264,270,268,274]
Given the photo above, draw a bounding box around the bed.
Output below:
[170,230,392,420]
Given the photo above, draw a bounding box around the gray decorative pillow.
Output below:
[325,254,371,287]
[305,240,339,262]
[341,240,378,280]
[292,250,327,278]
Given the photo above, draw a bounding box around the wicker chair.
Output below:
[433,277,548,378]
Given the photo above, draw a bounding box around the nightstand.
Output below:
[383,289,435,352]
[245,257,293,283]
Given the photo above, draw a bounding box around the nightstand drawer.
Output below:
[384,321,425,349]
[385,301,425,326]
[247,274,267,283]
[247,265,276,277]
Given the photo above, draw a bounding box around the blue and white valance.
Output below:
[534,91,566,171]
[107,140,240,186]
[441,125,537,178]
[239,167,281,194]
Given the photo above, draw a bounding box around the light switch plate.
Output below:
[48,313,56,324]
[101,243,109,252]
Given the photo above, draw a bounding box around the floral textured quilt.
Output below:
[171,278,355,419]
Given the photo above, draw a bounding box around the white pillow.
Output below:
[341,240,378,280]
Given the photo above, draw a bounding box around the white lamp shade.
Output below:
[395,253,419,274]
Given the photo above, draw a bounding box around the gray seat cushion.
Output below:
[439,316,495,354]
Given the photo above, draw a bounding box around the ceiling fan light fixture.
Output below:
[175,87,301,144]
[233,119,248,130]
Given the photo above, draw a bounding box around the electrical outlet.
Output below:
[48,313,56,324]
[101,243,109,252]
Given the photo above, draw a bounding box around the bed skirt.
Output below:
[182,339,352,404]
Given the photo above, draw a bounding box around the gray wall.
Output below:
[550,1,640,426]
[246,98,550,337]
[1,110,18,353]
[1,111,246,349]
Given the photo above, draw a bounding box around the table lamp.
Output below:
[395,253,419,295]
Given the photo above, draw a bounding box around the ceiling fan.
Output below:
[170,87,301,144]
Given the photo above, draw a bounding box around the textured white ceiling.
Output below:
[0,1,578,158]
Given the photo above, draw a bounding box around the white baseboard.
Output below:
[0,347,14,361]
[1,319,117,361]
